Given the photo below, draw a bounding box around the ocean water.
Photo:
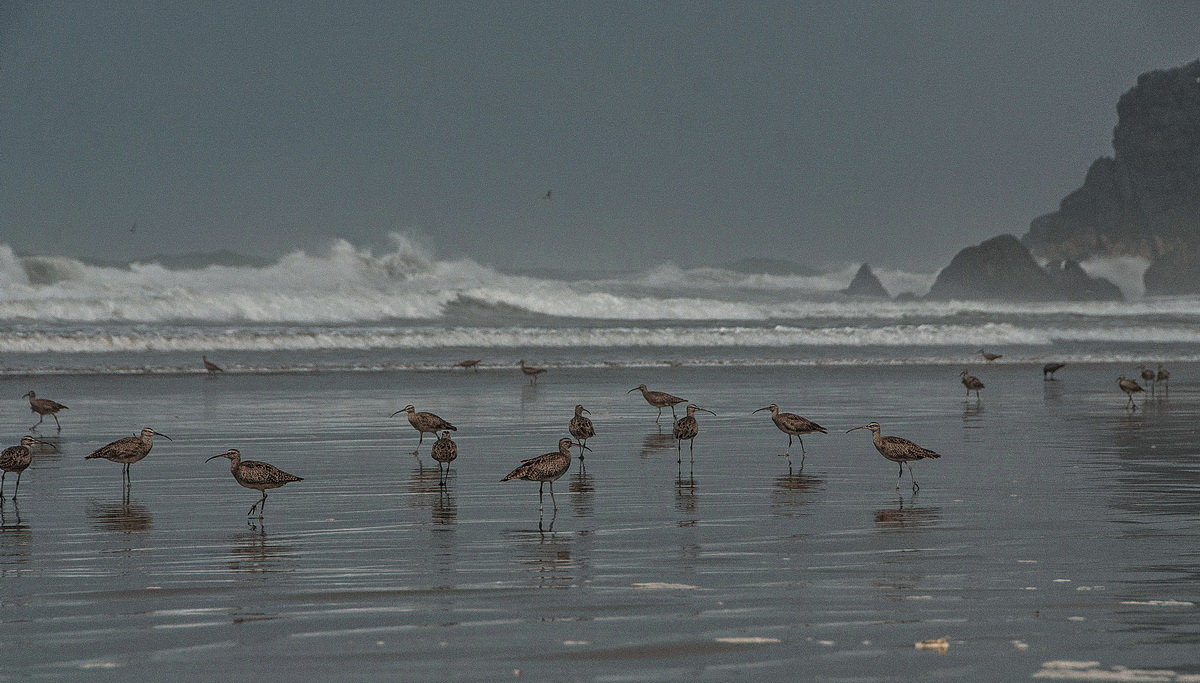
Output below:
[2,237,1199,680]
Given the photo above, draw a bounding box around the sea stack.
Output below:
[842,263,889,298]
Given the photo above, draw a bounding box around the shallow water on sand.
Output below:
[1,364,1198,680]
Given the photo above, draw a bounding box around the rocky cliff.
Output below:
[842,263,889,297]
[1021,60,1200,293]
[926,235,1121,301]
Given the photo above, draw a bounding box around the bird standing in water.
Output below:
[1,436,56,498]
[673,404,715,462]
[846,421,941,491]
[501,437,589,511]
[567,404,595,463]
[206,448,302,516]
[961,369,985,399]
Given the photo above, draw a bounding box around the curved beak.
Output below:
[751,407,770,414]
[572,442,592,452]
[581,407,591,414]
[153,430,173,441]
[846,425,867,433]
[626,387,639,394]
[30,438,57,451]
[389,409,404,418]
[698,408,716,416]
[204,453,225,463]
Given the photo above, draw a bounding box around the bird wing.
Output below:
[240,460,303,484]
[0,446,25,467]
[87,436,140,459]
[780,413,826,433]
[882,436,940,459]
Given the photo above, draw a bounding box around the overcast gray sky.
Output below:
[2,1,1198,270]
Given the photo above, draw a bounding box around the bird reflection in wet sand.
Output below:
[229,523,296,575]
[569,470,594,517]
[513,524,574,588]
[640,430,676,457]
[675,471,698,515]
[89,493,153,534]
[0,500,31,567]
[873,493,941,533]
[407,463,445,509]
[962,401,984,423]
[432,489,457,526]
[771,471,823,512]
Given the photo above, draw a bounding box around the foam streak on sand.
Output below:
[1033,661,1200,681]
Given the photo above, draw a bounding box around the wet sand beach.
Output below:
[1,363,1198,680]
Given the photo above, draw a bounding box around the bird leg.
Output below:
[0,472,5,497]
[671,405,678,419]
[677,440,682,464]
[907,463,919,491]
[549,481,557,511]
[13,473,21,498]
[798,437,806,456]
[53,414,62,432]
[538,482,545,510]
[896,462,904,488]
[656,407,662,424]
[418,432,424,447]
[787,434,792,449]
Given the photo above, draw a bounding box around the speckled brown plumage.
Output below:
[568,404,595,445]
[1118,375,1145,409]
[390,405,457,448]
[960,369,984,398]
[753,404,826,454]
[628,384,688,423]
[672,404,715,460]
[206,448,302,516]
[1,436,52,498]
[847,422,940,490]
[501,437,585,510]
[23,391,68,431]
[518,360,546,383]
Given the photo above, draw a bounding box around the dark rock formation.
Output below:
[926,235,1122,301]
[842,263,889,297]
[1020,60,1200,293]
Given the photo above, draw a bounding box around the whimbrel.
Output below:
[456,359,482,372]
[86,427,172,483]
[500,437,589,510]
[846,421,941,490]
[568,405,595,460]
[518,360,546,384]
[752,404,826,455]
[978,349,1002,362]
[202,355,224,375]
[205,448,302,516]
[1043,362,1066,380]
[1117,375,1145,410]
[960,369,984,399]
[23,391,68,432]
[1138,365,1157,395]
[390,405,457,449]
[673,404,715,462]
[1157,364,1170,396]
[627,384,687,423]
[1,436,55,498]
[431,431,458,485]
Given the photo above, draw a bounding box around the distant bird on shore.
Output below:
[752,404,826,455]
[430,431,458,485]
[202,355,224,375]
[978,349,1002,362]
[1156,364,1170,395]
[390,405,457,449]
[86,427,172,484]
[628,384,687,423]
[501,437,588,511]
[543,189,552,201]
[1043,362,1066,380]
[960,369,985,399]
[567,405,595,459]
[673,404,715,462]
[518,360,546,384]
[1,436,56,498]
[456,359,482,372]
[22,391,68,432]
[1138,365,1157,394]
[205,448,302,516]
[846,421,941,490]
[1117,375,1145,410]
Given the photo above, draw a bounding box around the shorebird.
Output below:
[1138,365,1157,395]
[500,437,589,510]
[390,405,457,449]
[567,405,595,459]
[960,369,984,399]
[978,349,1002,362]
[1157,364,1170,395]
[846,421,941,490]
[1117,375,1145,410]
[752,404,826,455]
[22,391,68,432]
[86,427,172,483]
[1043,362,1066,380]
[205,448,302,516]
[1,436,55,498]
[456,359,481,372]
[627,384,687,423]
[431,431,458,485]
[518,360,546,384]
[673,404,715,461]
[202,355,224,375]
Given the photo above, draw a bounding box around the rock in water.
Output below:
[842,263,889,297]
[1020,60,1200,293]
[926,235,1122,301]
